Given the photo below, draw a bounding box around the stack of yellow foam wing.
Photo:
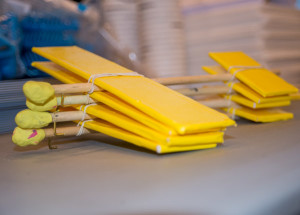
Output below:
[25,46,236,154]
[203,51,298,123]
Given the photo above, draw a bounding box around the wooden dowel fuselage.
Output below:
[153,74,233,85]
[51,111,94,122]
[52,83,231,97]
[177,85,230,96]
[51,74,233,94]
[44,126,93,137]
[53,83,103,94]
[198,98,230,109]
[56,95,97,106]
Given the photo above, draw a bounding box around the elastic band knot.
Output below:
[79,103,97,121]
[76,119,93,136]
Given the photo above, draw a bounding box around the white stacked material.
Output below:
[102,0,139,58]
[138,0,187,78]
[182,0,300,84]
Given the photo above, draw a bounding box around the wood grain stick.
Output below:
[53,83,103,94]
[198,98,230,109]
[12,125,95,147]
[153,74,233,85]
[15,109,95,129]
[56,95,97,106]
[176,85,230,96]
[51,82,231,96]
[43,125,93,137]
[51,111,94,122]
[49,74,233,94]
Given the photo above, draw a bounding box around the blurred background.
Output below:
[0,0,299,133]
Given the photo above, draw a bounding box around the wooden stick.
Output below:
[43,125,93,137]
[30,95,232,111]
[15,109,95,129]
[50,74,233,94]
[26,94,98,112]
[53,83,103,94]
[176,85,230,96]
[56,95,97,106]
[154,74,233,85]
[197,98,230,109]
[52,82,231,96]
[155,69,280,85]
[13,126,95,147]
[51,111,94,122]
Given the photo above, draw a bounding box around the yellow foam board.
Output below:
[74,104,224,146]
[77,119,217,154]
[208,52,298,97]
[202,65,292,104]
[32,46,235,134]
[225,107,293,123]
[57,106,219,153]
[231,82,291,104]
[224,94,291,109]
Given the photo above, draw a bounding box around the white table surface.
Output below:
[1,102,300,215]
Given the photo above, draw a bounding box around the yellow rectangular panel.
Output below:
[74,104,224,146]
[209,51,298,97]
[224,94,291,109]
[78,119,217,154]
[32,46,235,134]
[225,107,293,123]
[203,65,292,104]
[231,82,291,104]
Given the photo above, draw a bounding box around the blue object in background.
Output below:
[0,12,98,79]
[21,15,79,32]
[0,13,20,79]
[21,51,49,77]
[20,14,80,77]
[0,13,20,44]
[22,31,76,49]
[0,36,17,80]
[78,3,88,12]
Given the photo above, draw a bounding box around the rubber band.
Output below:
[76,119,93,136]
[227,81,238,94]
[79,104,97,121]
[86,94,91,105]
[226,106,236,120]
[226,95,233,107]
[225,95,236,120]
[85,94,96,105]
[87,72,143,94]
[231,108,237,120]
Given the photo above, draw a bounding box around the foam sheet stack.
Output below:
[201,51,298,122]
[12,46,236,154]
[183,0,300,84]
